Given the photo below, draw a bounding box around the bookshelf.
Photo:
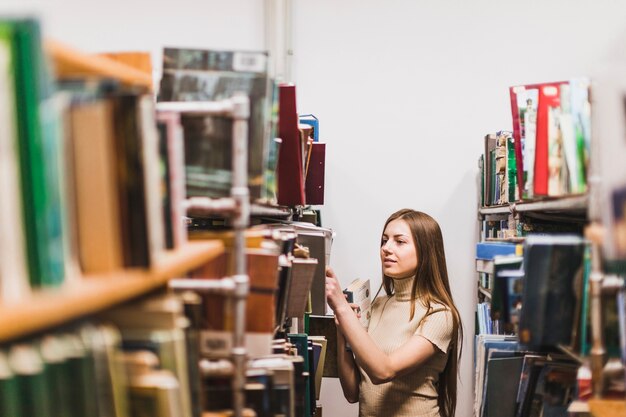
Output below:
[0,240,224,343]
[588,399,626,417]
[44,39,153,89]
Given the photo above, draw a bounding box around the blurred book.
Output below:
[158,47,270,200]
[519,235,585,349]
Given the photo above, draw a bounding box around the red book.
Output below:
[534,85,561,196]
[510,81,567,198]
[305,142,326,205]
[277,84,306,206]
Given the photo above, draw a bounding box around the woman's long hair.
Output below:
[381,209,463,417]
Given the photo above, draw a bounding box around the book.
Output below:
[285,258,318,319]
[476,241,522,260]
[343,278,372,329]
[518,234,585,348]
[611,184,626,259]
[484,354,524,417]
[473,334,518,417]
[510,81,568,199]
[299,114,319,142]
[305,142,326,205]
[158,47,270,200]
[490,256,524,335]
[277,84,306,206]
[12,19,66,288]
[308,336,327,400]
[98,293,193,417]
[307,315,338,378]
[69,98,125,272]
[0,22,30,301]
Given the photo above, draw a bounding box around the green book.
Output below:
[9,18,65,288]
[507,134,517,202]
[8,343,52,417]
[39,335,72,417]
[0,350,20,417]
[62,333,99,417]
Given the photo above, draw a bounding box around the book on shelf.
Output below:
[476,241,522,260]
[0,21,30,301]
[299,114,319,142]
[305,142,326,205]
[307,315,339,378]
[518,234,586,349]
[156,110,188,250]
[490,256,524,335]
[509,79,590,201]
[277,84,306,206]
[3,18,67,289]
[285,257,318,319]
[99,293,194,417]
[69,97,125,272]
[157,47,271,201]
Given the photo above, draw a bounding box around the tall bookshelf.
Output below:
[475,83,626,415]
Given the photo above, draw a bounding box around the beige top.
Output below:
[358,276,453,417]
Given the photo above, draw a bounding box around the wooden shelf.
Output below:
[479,194,588,216]
[0,240,224,342]
[588,399,626,417]
[44,39,153,89]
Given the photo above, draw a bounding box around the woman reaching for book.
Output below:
[325,209,463,417]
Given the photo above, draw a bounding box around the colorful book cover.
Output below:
[534,85,561,196]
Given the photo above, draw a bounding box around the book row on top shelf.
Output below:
[474,75,626,417]
[0,16,334,417]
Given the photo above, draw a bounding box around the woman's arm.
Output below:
[326,268,438,385]
[336,327,360,402]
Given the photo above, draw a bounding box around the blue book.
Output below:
[476,242,521,260]
[299,114,319,142]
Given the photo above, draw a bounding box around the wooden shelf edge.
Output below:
[0,240,224,343]
[479,194,588,216]
[44,39,153,89]
[588,399,626,417]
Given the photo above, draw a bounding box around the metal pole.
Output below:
[230,94,250,417]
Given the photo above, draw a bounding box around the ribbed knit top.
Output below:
[358,276,454,417]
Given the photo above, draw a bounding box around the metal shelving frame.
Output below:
[161,96,250,417]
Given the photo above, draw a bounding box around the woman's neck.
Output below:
[392,275,415,301]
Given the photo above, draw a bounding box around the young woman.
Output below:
[325,209,463,417]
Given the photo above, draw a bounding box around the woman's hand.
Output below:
[325,267,352,315]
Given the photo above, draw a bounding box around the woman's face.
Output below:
[380,218,418,279]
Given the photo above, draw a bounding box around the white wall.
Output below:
[292,1,626,416]
[4,1,626,416]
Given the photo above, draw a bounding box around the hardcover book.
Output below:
[343,278,372,329]
[518,235,585,348]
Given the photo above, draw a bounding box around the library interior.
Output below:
[1,1,626,417]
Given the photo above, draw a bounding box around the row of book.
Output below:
[475,236,626,410]
[479,216,584,242]
[475,236,587,349]
[0,290,333,417]
[480,78,592,207]
[0,18,195,304]
[474,335,580,417]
